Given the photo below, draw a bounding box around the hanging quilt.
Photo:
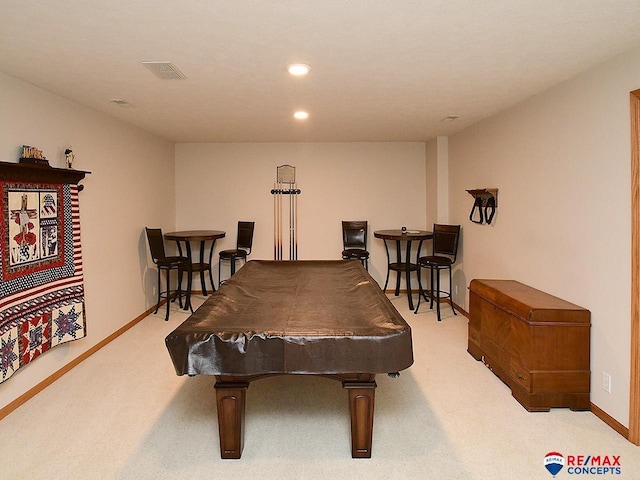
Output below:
[0,181,86,384]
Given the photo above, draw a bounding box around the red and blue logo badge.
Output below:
[545,452,565,476]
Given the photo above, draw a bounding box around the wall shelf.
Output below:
[0,160,90,189]
[466,188,498,207]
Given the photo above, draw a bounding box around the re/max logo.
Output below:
[566,456,621,466]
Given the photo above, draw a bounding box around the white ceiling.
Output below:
[1,1,640,143]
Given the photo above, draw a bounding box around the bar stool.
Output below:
[414,224,461,321]
[145,227,192,321]
[341,220,370,270]
[219,221,255,285]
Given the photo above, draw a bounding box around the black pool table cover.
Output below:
[165,260,414,376]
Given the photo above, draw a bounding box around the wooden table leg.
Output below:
[342,375,377,458]
[214,374,377,459]
[214,378,250,459]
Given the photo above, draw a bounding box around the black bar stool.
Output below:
[414,224,461,321]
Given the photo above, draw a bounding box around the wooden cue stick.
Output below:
[278,182,282,260]
[289,185,293,260]
[273,182,277,260]
[294,182,298,260]
[276,181,279,260]
[276,181,280,260]
[292,185,295,260]
[293,184,296,260]
[278,182,281,260]
[278,181,283,260]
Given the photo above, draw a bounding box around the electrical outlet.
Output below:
[602,372,612,393]
[455,285,458,295]
[152,286,157,296]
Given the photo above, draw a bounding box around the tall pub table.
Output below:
[164,230,226,310]
[373,229,433,310]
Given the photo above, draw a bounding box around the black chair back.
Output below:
[342,221,367,250]
[432,224,461,263]
[145,228,167,263]
[236,221,255,253]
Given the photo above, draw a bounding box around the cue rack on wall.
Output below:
[271,165,301,260]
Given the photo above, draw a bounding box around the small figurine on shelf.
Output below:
[65,147,74,169]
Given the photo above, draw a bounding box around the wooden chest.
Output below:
[468,279,591,412]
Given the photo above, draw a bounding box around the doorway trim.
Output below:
[630,88,640,445]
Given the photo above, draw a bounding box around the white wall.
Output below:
[447,47,640,426]
[5,43,636,430]
[425,140,438,228]
[0,72,175,411]
[436,136,450,223]
[175,142,427,288]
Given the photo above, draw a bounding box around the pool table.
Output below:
[165,260,414,458]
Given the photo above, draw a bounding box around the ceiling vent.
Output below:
[141,61,187,80]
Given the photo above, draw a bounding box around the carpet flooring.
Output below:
[1,293,637,479]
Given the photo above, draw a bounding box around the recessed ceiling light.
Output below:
[287,63,311,76]
[441,114,460,122]
[294,111,309,120]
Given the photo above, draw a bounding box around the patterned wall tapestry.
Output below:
[0,181,86,384]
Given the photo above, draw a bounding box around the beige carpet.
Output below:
[1,294,637,479]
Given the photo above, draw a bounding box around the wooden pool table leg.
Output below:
[214,378,250,459]
[343,374,377,458]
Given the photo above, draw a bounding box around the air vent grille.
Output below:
[142,61,187,80]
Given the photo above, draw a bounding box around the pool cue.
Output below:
[278,181,283,260]
[273,182,277,260]
[289,185,293,260]
[294,182,298,260]
[292,183,295,260]
[276,181,280,260]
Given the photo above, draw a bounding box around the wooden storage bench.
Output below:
[468,279,591,412]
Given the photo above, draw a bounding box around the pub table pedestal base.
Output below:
[164,230,226,311]
[373,230,433,310]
